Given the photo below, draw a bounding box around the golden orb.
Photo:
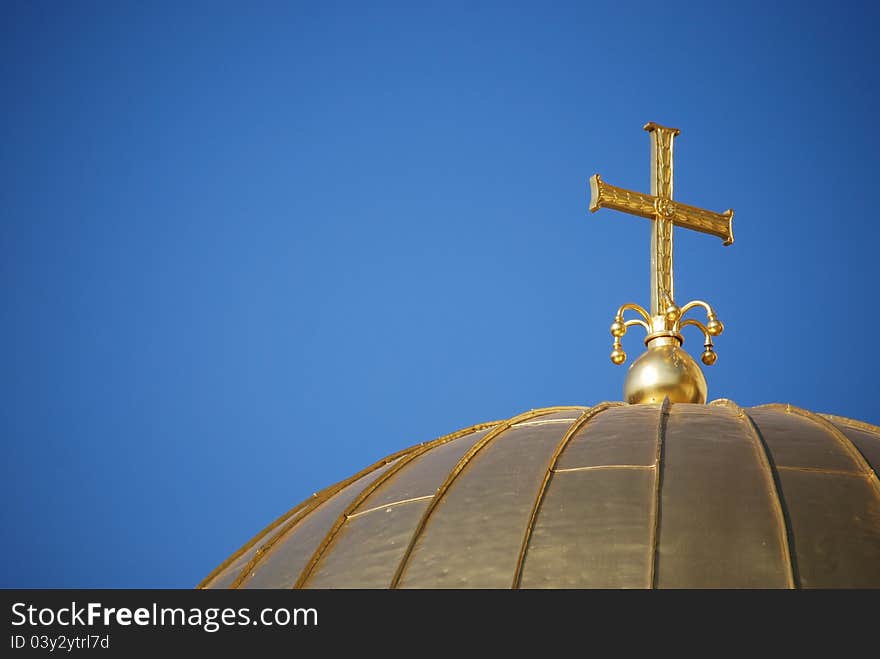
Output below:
[706,318,724,336]
[623,342,707,404]
[701,348,717,366]
[610,321,626,338]
[610,347,626,365]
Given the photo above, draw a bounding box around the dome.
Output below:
[200,122,880,589]
[199,400,880,589]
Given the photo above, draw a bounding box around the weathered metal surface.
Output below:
[396,420,568,588]
[653,404,790,587]
[305,428,491,588]
[239,460,399,589]
[201,403,880,589]
[749,405,880,588]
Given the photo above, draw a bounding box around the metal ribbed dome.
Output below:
[199,401,880,589]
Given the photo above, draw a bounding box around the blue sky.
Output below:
[2,1,878,588]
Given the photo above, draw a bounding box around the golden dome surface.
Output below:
[200,400,880,589]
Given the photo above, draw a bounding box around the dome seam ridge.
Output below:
[511,402,624,589]
[648,396,671,588]
[782,405,880,507]
[389,406,577,588]
[292,421,500,588]
[198,439,428,589]
[226,440,443,588]
[715,400,799,589]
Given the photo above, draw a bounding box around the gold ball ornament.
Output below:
[701,348,718,366]
[623,343,707,404]
[664,305,680,324]
[706,318,724,336]
[610,346,627,365]
[610,321,626,338]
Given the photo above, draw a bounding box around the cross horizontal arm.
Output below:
[589,174,655,219]
[589,174,734,245]
[672,201,734,245]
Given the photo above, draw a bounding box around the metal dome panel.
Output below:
[200,402,880,589]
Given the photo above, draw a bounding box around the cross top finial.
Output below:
[589,122,734,404]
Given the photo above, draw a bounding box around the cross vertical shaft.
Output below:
[647,123,680,316]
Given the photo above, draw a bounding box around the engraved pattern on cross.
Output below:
[588,122,734,317]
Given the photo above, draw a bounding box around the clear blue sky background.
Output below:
[2,1,878,588]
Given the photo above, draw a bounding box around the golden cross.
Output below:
[589,122,734,316]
